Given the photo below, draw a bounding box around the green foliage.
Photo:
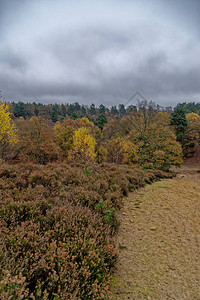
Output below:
[60,103,66,117]
[118,104,126,115]
[51,106,58,123]
[70,112,82,120]
[111,105,118,115]
[99,104,106,114]
[12,101,27,118]
[94,114,108,130]
[104,210,112,224]
[170,107,187,144]
[89,103,96,115]
[96,201,105,211]
[175,102,200,115]
[83,166,92,176]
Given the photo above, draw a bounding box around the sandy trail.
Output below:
[110,165,200,300]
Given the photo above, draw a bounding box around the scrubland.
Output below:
[1,100,199,299]
[0,162,173,299]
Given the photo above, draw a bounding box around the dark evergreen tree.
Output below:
[111,105,118,115]
[51,106,58,123]
[94,113,108,130]
[74,102,81,112]
[13,102,27,118]
[89,103,96,115]
[32,103,39,116]
[86,114,94,123]
[81,105,87,115]
[118,104,126,115]
[68,103,75,115]
[99,104,106,114]
[61,104,66,117]
[170,107,187,144]
[70,112,82,120]
[126,105,135,114]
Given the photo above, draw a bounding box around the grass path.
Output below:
[110,165,200,300]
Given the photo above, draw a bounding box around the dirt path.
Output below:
[110,165,200,300]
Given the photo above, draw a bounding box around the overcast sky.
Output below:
[0,0,200,107]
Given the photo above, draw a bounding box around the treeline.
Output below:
[9,101,173,123]
[175,102,200,115]
[2,100,200,169]
[8,101,200,123]
[0,100,182,171]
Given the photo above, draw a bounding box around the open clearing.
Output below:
[110,165,200,299]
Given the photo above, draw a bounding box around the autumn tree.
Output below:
[54,122,74,159]
[104,138,138,164]
[0,101,18,158]
[76,117,101,144]
[104,138,126,164]
[127,102,182,170]
[73,127,96,161]
[17,116,58,163]
[76,117,94,129]
[102,119,120,140]
[182,112,200,157]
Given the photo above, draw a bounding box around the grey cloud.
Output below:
[1,0,200,106]
[0,48,28,72]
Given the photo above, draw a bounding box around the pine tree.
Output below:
[51,106,58,123]
[170,107,187,144]
[94,114,108,130]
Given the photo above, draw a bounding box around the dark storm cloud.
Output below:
[0,0,200,106]
[161,0,200,33]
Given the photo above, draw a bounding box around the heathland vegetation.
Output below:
[0,100,200,299]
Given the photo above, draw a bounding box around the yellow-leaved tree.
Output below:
[54,122,74,159]
[73,127,96,161]
[0,101,18,158]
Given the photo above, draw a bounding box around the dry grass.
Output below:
[110,165,200,299]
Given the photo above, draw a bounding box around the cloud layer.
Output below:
[0,0,200,106]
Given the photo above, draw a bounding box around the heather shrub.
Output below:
[0,162,173,299]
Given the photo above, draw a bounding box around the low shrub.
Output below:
[0,162,174,299]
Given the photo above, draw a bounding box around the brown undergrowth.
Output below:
[0,162,173,299]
